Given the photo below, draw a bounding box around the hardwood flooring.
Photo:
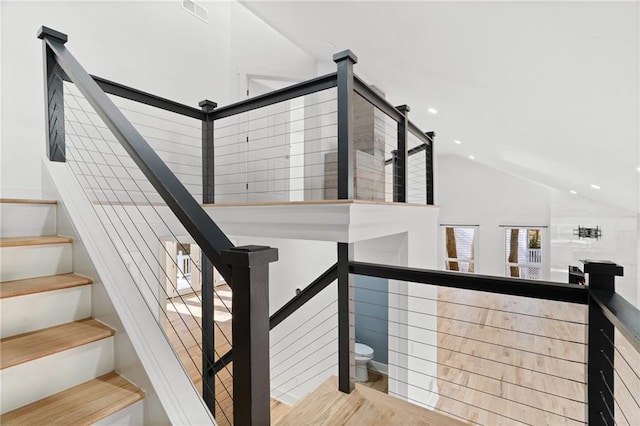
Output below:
[434,287,588,426]
[360,370,389,393]
[277,376,467,425]
[164,284,638,426]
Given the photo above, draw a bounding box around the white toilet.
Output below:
[354,342,374,382]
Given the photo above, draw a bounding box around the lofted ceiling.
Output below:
[241,1,639,212]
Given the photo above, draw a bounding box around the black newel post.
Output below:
[199,99,217,416]
[395,105,409,203]
[583,260,623,426]
[37,26,68,162]
[200,99,217,205]
[425,131,435,205]
[333,50,357,200]
[337,242,355,394]
[201,252,216,416]
[222,245,278,425]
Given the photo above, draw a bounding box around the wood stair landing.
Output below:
[0,318,114,369]
[0,273,93,299]
[276,376,468,426]
[0,371,144,425]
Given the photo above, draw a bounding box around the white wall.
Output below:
[549,189,638,307]
[437,154,550,277]
[229,2,315,99]
[0,1,232,199]
[438,154,639,308]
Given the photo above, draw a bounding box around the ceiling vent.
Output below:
[182,0,208,23]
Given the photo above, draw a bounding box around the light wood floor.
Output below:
[277,376,467,426]
[434,287,588,426]
[165,284,638,426]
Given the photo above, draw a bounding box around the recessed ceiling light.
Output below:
[570,190,577,195]
[454,140,462,145]
[427,108,438,115]
[468,155,475,160]
[590,184,600,190]
[636,166,640,172]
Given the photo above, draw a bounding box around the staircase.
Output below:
[0,199,145,424]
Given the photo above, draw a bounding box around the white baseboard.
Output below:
[369,360,388,376]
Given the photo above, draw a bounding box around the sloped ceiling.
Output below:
[241,1,639,212]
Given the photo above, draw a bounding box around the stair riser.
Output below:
[0,204,56,238]
[0,244,72,281]
[94,400,144,425]
[0,286,91,339]
[0,337,114,414]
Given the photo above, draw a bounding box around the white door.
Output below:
[246,77,295,203]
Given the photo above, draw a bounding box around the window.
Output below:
[504,227,544,280]
[442,226,477,273]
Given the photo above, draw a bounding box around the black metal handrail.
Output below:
[90,75,205,120]
[38,27,235,283]
[211,262,338,374]
[211,72,338,120]
[384,142,429,166]
[349,261,589,304]
[591,289,640,353]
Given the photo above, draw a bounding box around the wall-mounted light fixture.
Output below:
[573,226,602,240]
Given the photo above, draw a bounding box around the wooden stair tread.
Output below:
[276,376,468,426]
[0,273,93,298]
[0,235,73,247]
[0,198,57,205]
[0,371,144,425]
[0,318,115,369]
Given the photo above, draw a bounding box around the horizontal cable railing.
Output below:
[407,131,427,204]
[353,276,587,425]
[270,281,339,404]
[348,260,640,426]
[110,95,203,198]
[213,88,338,203]
[212,263,338,374]
[64,85,203,203]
